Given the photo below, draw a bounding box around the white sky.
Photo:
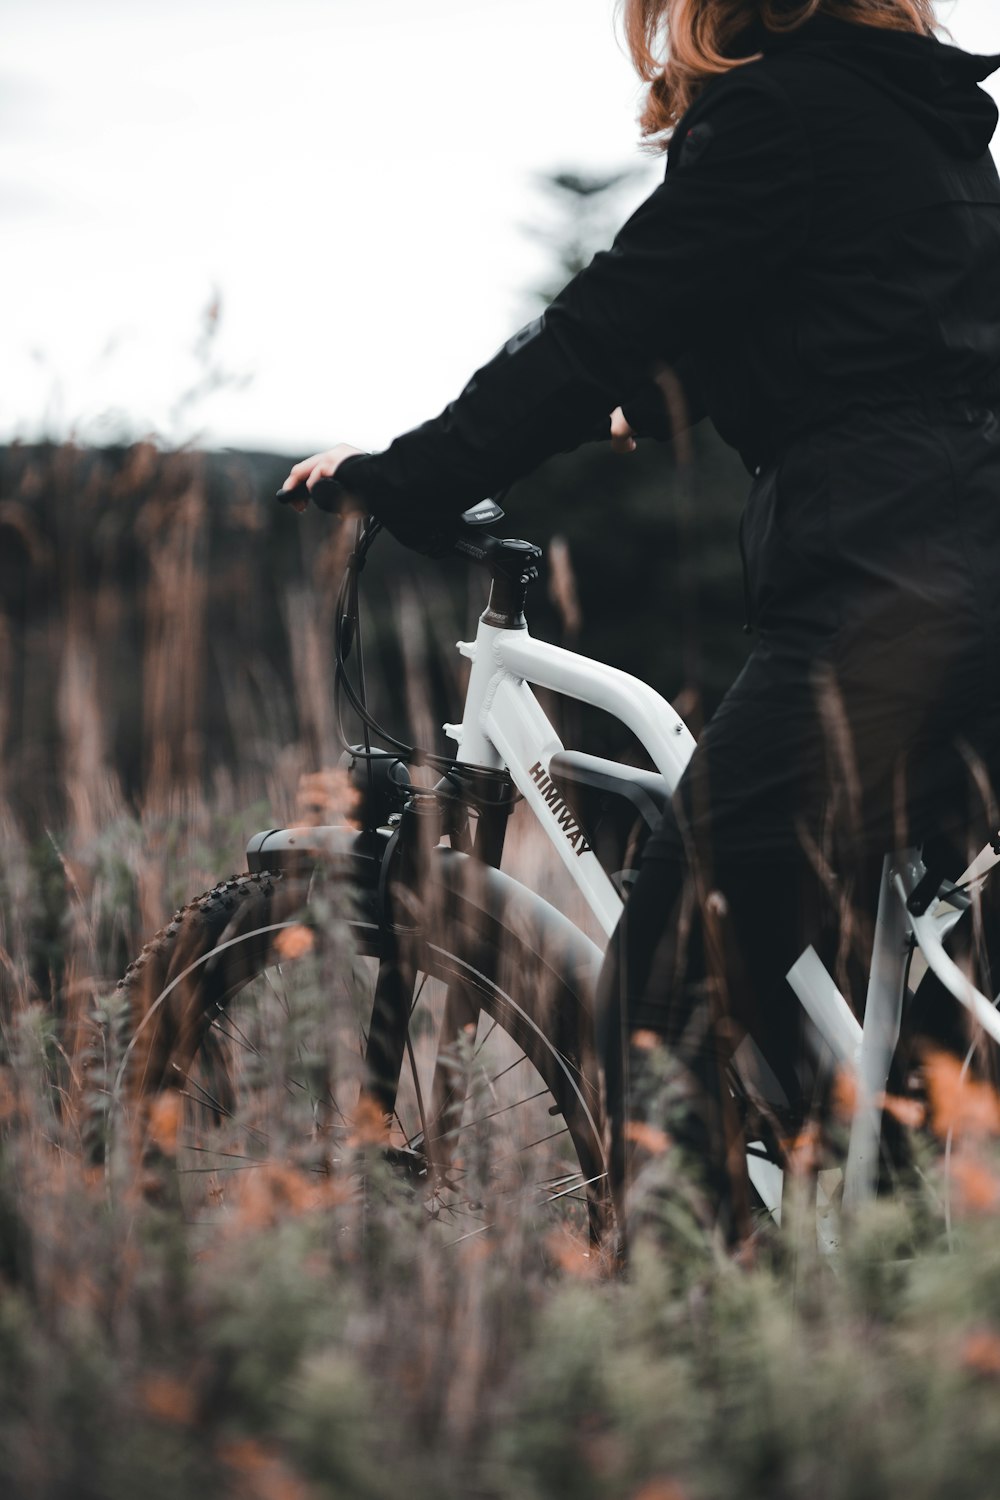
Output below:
[2,0,997,456]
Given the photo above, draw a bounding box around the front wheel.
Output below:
[112,864,611,1250]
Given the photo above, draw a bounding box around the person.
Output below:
[280,0,1000,1244]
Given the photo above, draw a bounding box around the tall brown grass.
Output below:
[4,438,1000,1498]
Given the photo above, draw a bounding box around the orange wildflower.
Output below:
[830,1066,859,1123]
[924,1049,1000,1140]
[55,1268,100,1313]
[147,1090,183,1155]
[273,924,315,961]
[960,1329,1000,1377]
[230,1160,344,1229]
[218,1437,271,1473]
[348,1092,391,1148]
[633,1481,690,1500]
[545,1227,600,1280]
[624,1119,670,1156]
[296,766,358,824]
[0,1066,18,1123]
[949,1153,1000,1215]
[631,1030,661,1052]
[217,1438,309,1500]
[880,1093,926,1130]
[139,1373,197,1426]
[784,1119,822,1177]
[831,1067,924,1129]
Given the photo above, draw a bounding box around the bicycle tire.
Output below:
[115,864,611,1247]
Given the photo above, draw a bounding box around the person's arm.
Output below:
[318,69,811,522]
[619,357,708,442]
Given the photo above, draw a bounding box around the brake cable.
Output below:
[347,516,377,822]
[333,519,518,814]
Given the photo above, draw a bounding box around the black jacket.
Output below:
[336,16,1000,518]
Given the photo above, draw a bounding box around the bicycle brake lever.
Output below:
[460,499,505,527]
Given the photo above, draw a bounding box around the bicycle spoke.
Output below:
[179,1143,263,1163]
[495,1126,571,1161]
[540,1169,590,1188]
[176,1163,261,1175]
[169,1066,235,1120]
[438,1167,606,1242]
[262,966,291,1017]
[128,906,606,1243]
[437,1087,551,1142]
[473,1018,499,1058]
[285,1032,354,1123]
[486,1052,528,1087]
[409,971,429,1019]
[405,1031,432,1162]
[543,1172,607,1205]
[210,1013,264,1058]
[169,1064,274,1147]
[443,1223,493,1248]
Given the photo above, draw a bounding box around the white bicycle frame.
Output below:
[444,607,1000,1219]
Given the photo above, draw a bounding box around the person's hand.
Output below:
[610,407,637,455]
[279,444,365,512]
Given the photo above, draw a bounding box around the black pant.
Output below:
[598,404,1000,1229]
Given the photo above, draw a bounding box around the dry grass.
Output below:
[4,439,1000,1498]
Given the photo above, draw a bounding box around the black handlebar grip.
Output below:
[309,476,352,513]
[274,476,350,513]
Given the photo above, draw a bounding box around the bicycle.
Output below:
[116,491,1000,1253]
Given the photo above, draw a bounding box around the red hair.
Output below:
[619,0,939,146]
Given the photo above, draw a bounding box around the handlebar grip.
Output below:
[310,476,351,513]
[274,476,350,513]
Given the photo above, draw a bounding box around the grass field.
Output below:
[4,440,1000,1499]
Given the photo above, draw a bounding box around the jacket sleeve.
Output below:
[620,358,708,441]
[336,69,811,520]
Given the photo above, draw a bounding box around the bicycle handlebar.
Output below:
[275,483,532,571]
[275,476,350,512]
[280,476,539,778]
[452,531,543,580]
